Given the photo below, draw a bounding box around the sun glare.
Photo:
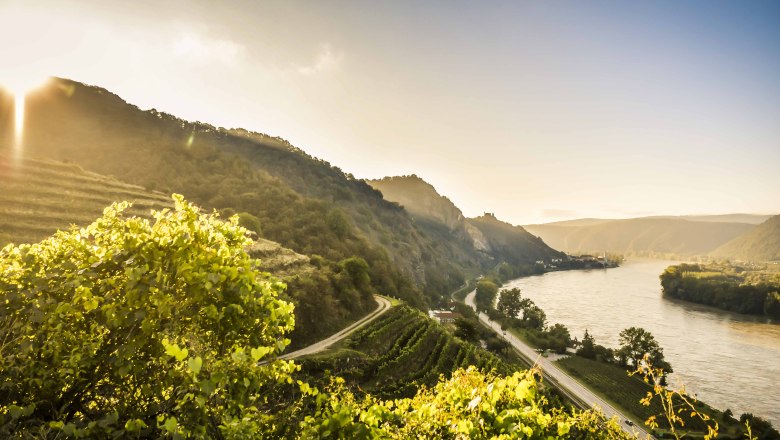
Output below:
[2,76,49,158]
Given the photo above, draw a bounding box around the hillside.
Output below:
[711,215,780,262]
[524,217,755,257]
[0,154,172,246]
[1,78,476,308]
[368,175,467,232]
[368,175,565,271]
[467,213,565,265]
[0,155,375,348]
[2,78,568,308]
[299,305,511,398]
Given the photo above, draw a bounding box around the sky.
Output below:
[1,0,779,225]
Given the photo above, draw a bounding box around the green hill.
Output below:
[524,217,755,257]
[1,78,473,308]
[2,78,568,309]
[710,215,780,262]
[0,155,376,349]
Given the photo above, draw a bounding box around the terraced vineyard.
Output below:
[0,155,172,246]
[313,305,510,398]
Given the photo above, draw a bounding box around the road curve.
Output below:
[279,295,392,360]
[465,290,653,439]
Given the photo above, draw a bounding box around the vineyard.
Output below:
[556,356,744,438]
[0,155,171,246]
[302,305,509,398]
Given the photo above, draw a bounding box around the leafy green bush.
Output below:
[300,367,630,438]
[0,195,297,438]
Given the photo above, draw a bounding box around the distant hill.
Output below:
[649,214,772,225]
[524,217,755,257]
[710,215,780,262]
[467,214,565,265]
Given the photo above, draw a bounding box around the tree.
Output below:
[474,280,499,313]
[520,303,547,331]
[486,336,511,354]
[617,327,672,374]
[236,211,262,235]
[544,323,572,354]
[453,318,479,343]
[497,287,524,318]
[0,196,298,438]
[577,329,596,359]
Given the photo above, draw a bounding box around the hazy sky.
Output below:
[2,0,779,224]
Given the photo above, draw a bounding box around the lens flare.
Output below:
[1,75,49,160]
[14,91,25,154]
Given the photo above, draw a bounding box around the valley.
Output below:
[1,79,778,438]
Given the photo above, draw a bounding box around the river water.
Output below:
[503,259,780,425]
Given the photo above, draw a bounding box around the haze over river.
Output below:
[504,259,779,425]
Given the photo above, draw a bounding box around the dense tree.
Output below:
[577,330,596,359]
[520,304,547,331]
[497,287,525,319]
[453,317,479,343]
[661,263,780,319]
[474,279,499,313]
[545,323,572,354]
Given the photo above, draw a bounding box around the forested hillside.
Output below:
[711,215,780,262]
[524,217,755,257]
[2,78,565,309]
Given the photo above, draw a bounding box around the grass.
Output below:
[557,356,745,439]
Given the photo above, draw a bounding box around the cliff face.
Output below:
[368,176,565,265]
[368,175,465,232]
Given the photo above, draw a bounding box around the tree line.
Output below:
[660,264,780,319]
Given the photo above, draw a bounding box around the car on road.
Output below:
[625,420,634,426]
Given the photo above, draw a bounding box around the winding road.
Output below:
[279,295,392,360]
[465,290,653,439]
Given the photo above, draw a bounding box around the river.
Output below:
[503,259,780,426]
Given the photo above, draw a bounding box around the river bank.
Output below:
[502,259,780,426]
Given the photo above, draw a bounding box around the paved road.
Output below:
[279,295,392,360]
[465,290,653,439]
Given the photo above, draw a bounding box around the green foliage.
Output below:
[236,211,262,235]
[577,330,596,359]
[661,263,780,318]
[0,195,297,438]
[616,327,672,374]
[558,356,743,436]
[497,287,524,319]
[453,317,479,343]
[299,367,630,439]
[739,414,780,440]
[474,280,499,313]
[311,306,509,399]
[633,354,717,439]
